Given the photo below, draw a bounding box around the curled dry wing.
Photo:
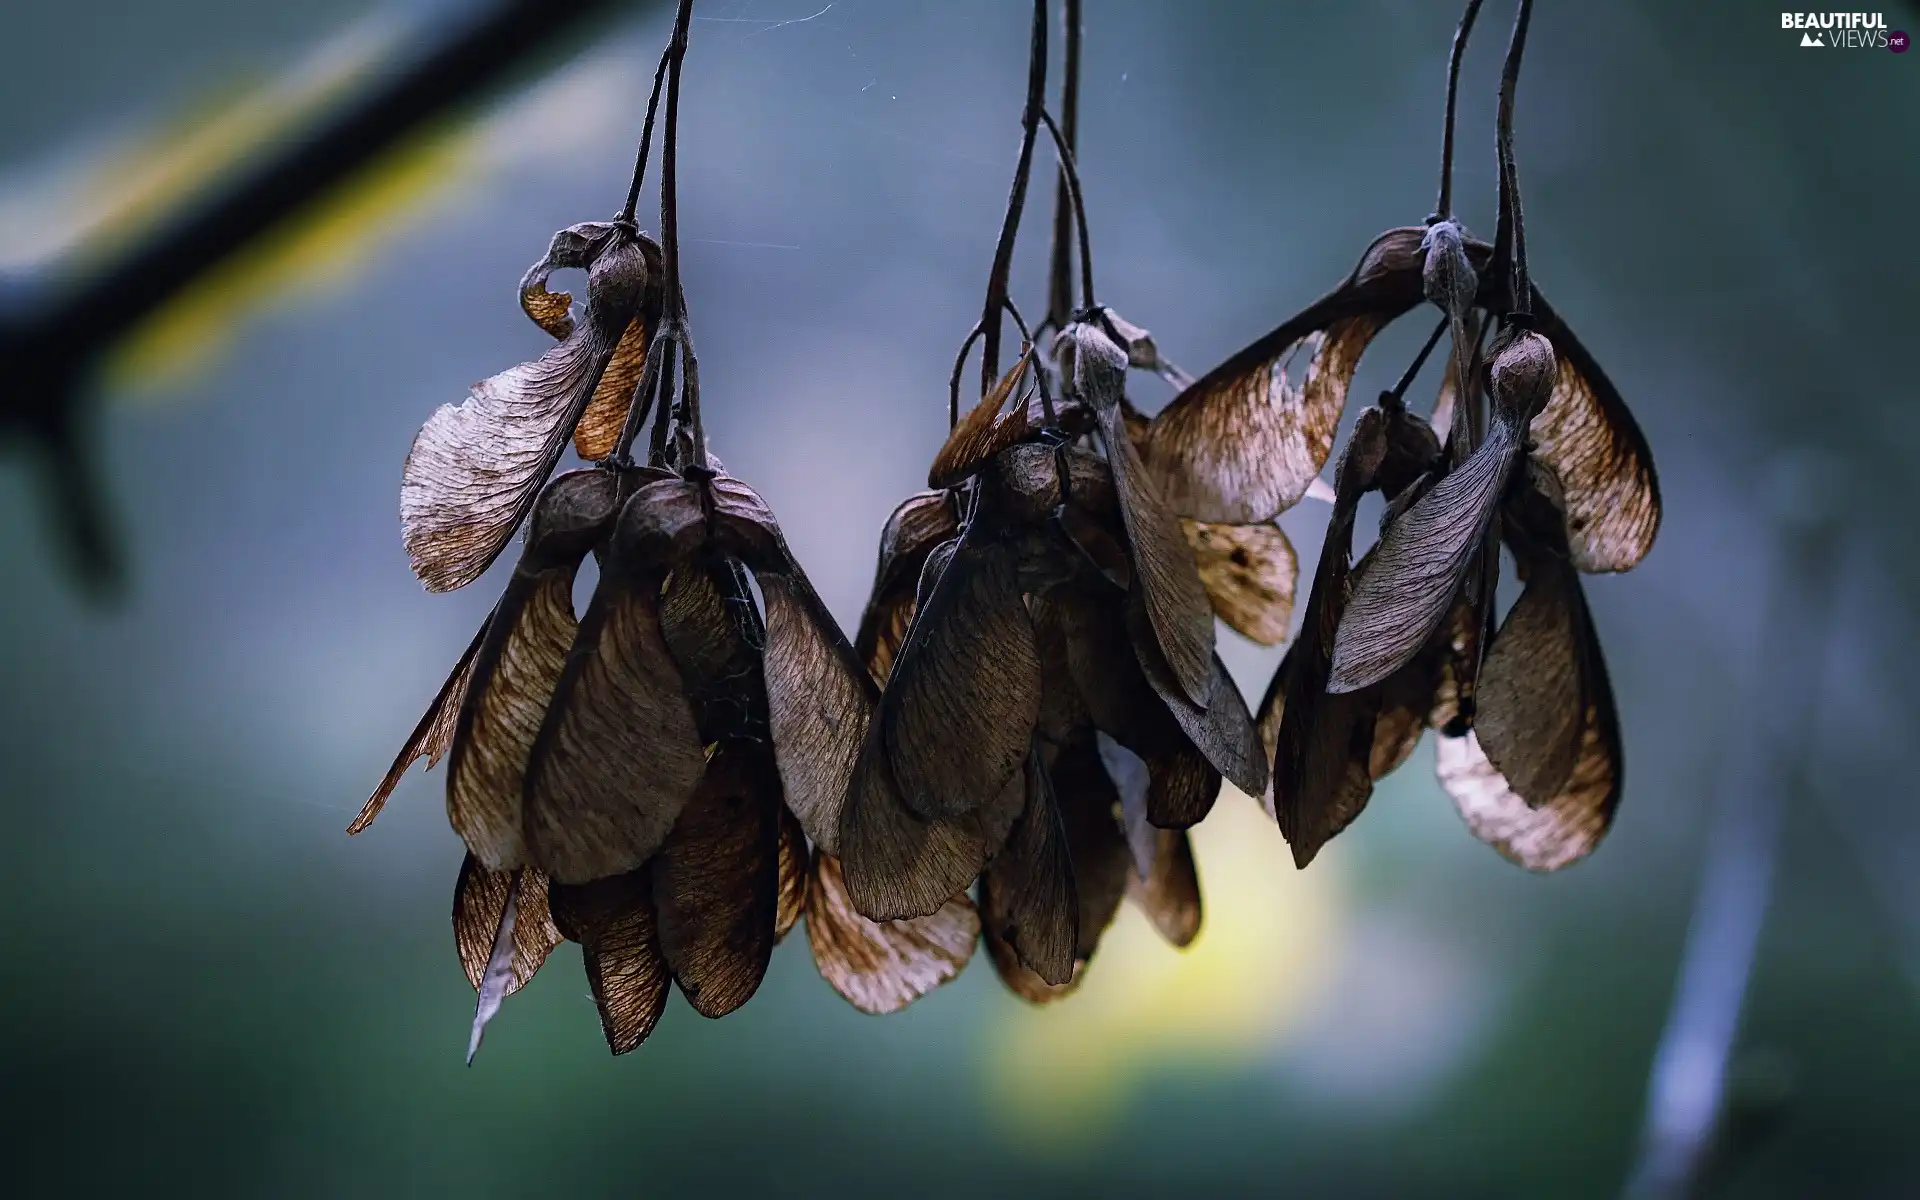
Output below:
[806,850,979,1016]
[1183,520,1297,647]
[350,619,487,834]
[403,230,653,592]
[549,871,673,1055]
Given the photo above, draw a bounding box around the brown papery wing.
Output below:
[452,856,562,997]
[1146,313,1386,525]
[929,351,1031,489]
[1055,736,1135,959]
[650,741,781,1018]
[979,749,1079,986]
[1270,460,1378,866]
[806,851,978,1015]
[351,619,487,834]
[403,232,652,592]
[660,561,767,744]
[1436,611,1621,871]
[572,316,651,460]
[1329,420,1522,693]
[549,871,672,1055]
[1370,644,1441,780]
[1127,591,1268,801]
[1531,297,1661,573]
[521,560,706,882]
[839,722,1012,921]
[1129,829,1203,948]
[447,570,579,870]
[854,490,958,682]
[1097,396,1216,707]
[1184,520,1297,647]
[774,805,808,941]
[446,470,620,868]
[882,532,1041,821]
[760,566,874,853]
[1475,557,1586,806]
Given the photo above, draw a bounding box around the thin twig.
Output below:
[1432,0,1484,222]
[618,45,674,225]
[1036,108,1094,311]
[1491,0,1535,319]
[977,0,1049,399]
[1044,0,1082,331]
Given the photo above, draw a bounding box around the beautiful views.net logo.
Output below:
[1781,11,1906,50]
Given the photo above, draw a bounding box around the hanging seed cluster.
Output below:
[351,0,1660,1058]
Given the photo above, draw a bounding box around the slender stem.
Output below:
[978,0,1049,398]
[1491,0,1535,319]
[1045,0,1082,331]
[949,298,1034,429]
[658,0,693,322]
[612,325,676,462]
[1036,108,1094,311]
[1385,316,1449,410]
[1432,0,1484,222]
[650,330,680,465]
[618,45,673,225]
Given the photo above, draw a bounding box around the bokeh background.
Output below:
[2,1,1915,1195]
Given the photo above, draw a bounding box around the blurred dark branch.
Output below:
[0,0,651,596]
[1623,460,1844,1200]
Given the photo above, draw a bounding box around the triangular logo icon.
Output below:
[1800,31,1823,46]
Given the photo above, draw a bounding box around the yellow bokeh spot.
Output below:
[982,793,1343,1149]
[103,124,473,391]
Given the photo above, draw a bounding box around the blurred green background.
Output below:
[1,1,1915,1195]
